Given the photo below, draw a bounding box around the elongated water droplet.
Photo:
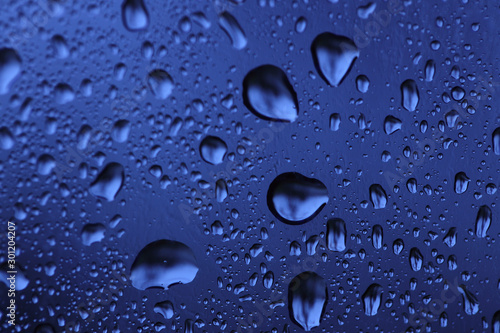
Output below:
[130,240,199,290]
[457,285,479,315]
[243,65,298,122]
[409,247,423,271]
[288,272,327,331]
[89,162,125,202]
[393,239,404,255]
[267,172,328,224]
[406,178,417,194]
[311,32,359,87]
[326,218,346,252]
[0,127,14,150]
[493,127,500,155]
[218,11,247,50]
[329,113,341,131]
[401,79,419,111]
[475,205,492,238]
[215,179,228,202]
[425,60,436,81]
[454,172,470,194]
[362,283,383,316]
[199,136,227,165]
[122,0,149,31]
[112,119,131,143]
[0,48,22,95]
[492,310,500,333]
[443,227,457,247]
[369,184,387,209]
[372,224,383,250]
[154,300,174,319]
[147,69,173,100]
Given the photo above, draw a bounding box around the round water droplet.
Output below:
[199,136,227,165]
[243,65,298,122]
[147,69,173,100]
[356,75,370,93]
[267,172,328,224]
[122,0,149,31]
[295,17,307,33]
[288,272,327,331]
[130,239,199,290]
[311,32,359,87]
[89,162,125,202]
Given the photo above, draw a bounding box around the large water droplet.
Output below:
[147,69,174,100]
[0,127,15,150]
[311,32,359,87]
[81,223,106,246]
[409,247,423,271]
[443,227,457,247]
[288,272,327,331]
[401,79,419,111]
[362,283,383,316]
[121,0,149,31]
[267,172,328,224]
[154,300,174,319]
[454,171,470,194]
[218,11,247,50]
[37,154,56,175]
[130,239,199,290]
[243,65,298,122]
[492,127,500,155]
[89,162,124,202]
[369,184,387,209]
[393,238,404,255]
[199,136,227,165]
[493,311,500,333]
[326,218,346,252]
[384,115,402,134]
[457,285,479,315]
[475,205,491,238]
[0,48,22,95]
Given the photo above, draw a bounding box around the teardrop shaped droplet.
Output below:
[454,171,470,194]
[457,285,479,315]
[475,205,492,238]
[130,239,199,290]
[147,69,174,99]
[393,238,404,255]
[243,65,298,122]
[121,0,149,31]
[401,79,419,112]
[0,48,22,95]
[362,283,383,316]
[409,247,423,271]
[369,184,387,209]
[288,272,327,331]
[326,218,346,252]
[199,136,228,165]
[267,172,328,224]
[218,11,247,50]
[89,162,125,202]
[311,32,359,87]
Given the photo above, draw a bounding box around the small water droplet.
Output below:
[0,48,22,95]
[475,205,492,238]
[147,69,174,100]
[89,162,125,202]
[369,184,387,209]
[401,79,419,111]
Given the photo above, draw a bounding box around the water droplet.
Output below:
[369,184,387,209]
[425,60,436,81]
[454,172,470,194]
[329,113,341,131]
[409,247,423,271]
[267,172,328,224]
[356,75,370,93]
[326,218,346,252]
[218,11,247,50]
[51,35,69,59]
[147,69,174,100]
[81,223,106,246]
[37,154,56,175]
[401,79,419,112]
[372,224,383,249]
[121,0,149,31]
[154,300,174,319]
[89,162,125,202]
[288,272,327,331]
[199,136,228,165]
[130,240,199,290]
[263,271,274,289]
[457,285,479,315]
[0,48,21,95]
[295,17,307,33]
[492,127,500,155]
[384,115,402,134]
[406,178,417,194]
[475,205,491,238]
[311,32,359,87]
[492,311,500,333]
[215,179,228,202]
[243,65,298,122]
[112,119,131,143]
[443,227,457,247]
[54,83,75,104]
[0,127,14,150]
[357,2,377,19]
[362,283,383,316]
[393,239,404,255]
[34,324,56,333]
